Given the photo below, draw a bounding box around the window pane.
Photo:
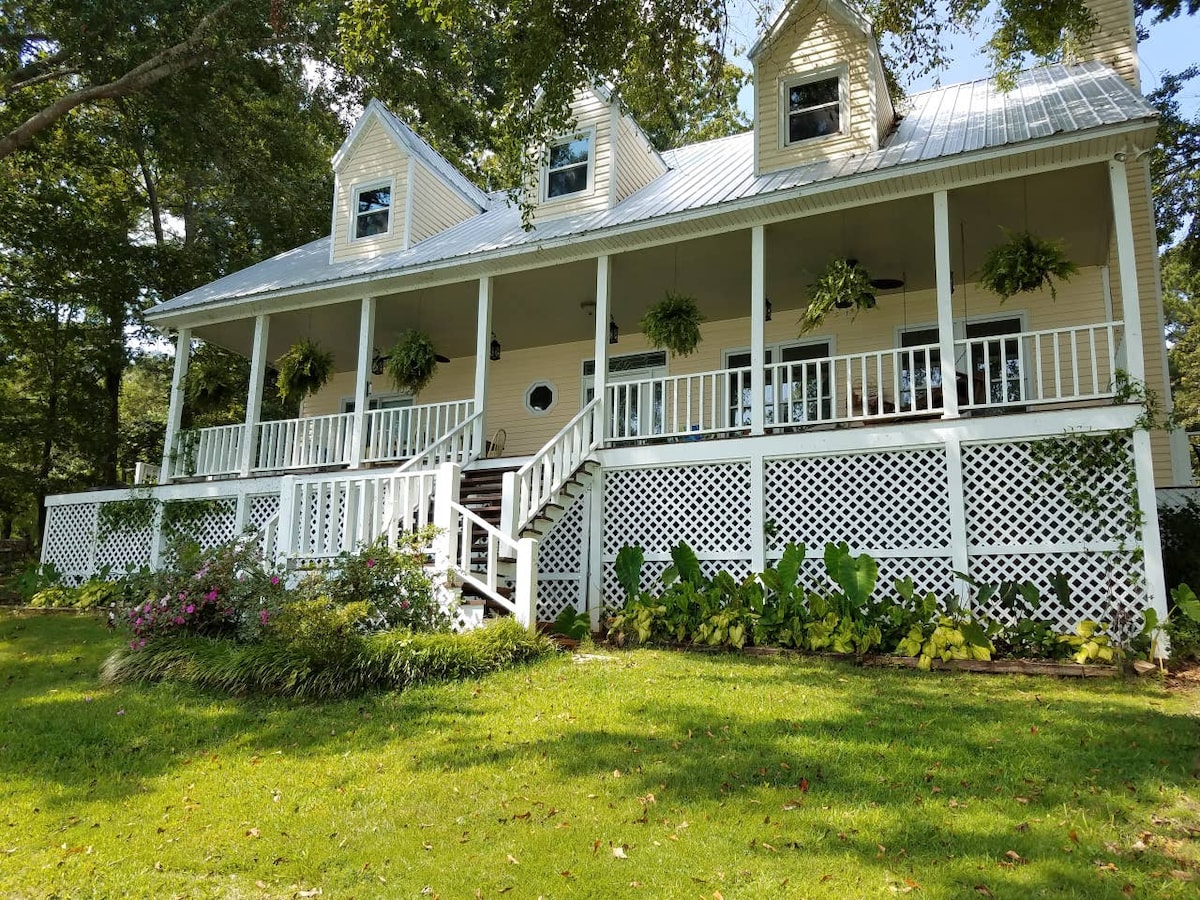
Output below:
[547,164,588,198]
[355,209,389,238]
[789,78,839,111]
[357,187,391,214]
[789,106,841,142]
[550,137,590,169]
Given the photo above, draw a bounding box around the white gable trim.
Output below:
[748,0,873,61]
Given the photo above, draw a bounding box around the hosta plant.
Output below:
[979,229,1077,301]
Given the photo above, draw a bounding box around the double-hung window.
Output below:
[726,342,833,428]
[353,182,392,239]
[545,133,591,199]
[783,73,843,145]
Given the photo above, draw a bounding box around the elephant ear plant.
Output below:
[979,228,1077,301]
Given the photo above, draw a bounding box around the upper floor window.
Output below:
[784,73,842,145]
[353,181,392,239]
[545,132,592,199]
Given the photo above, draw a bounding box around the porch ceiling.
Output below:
[192,164,1115,361]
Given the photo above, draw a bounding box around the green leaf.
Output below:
[615,545,644,601]
[670,541,704,588]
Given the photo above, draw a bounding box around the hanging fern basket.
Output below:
[275,338,335,405]
[799,258,877,334]
[979,229,1078,301]
[640,292,705,357]
[385,329,440,395]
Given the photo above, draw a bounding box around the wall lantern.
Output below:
[489,332,501,361]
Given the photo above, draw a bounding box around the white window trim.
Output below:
[580,352,668,406]
[524,380,559,416]
[348,177,396,244]
[541,127,597,205]
[339,390,412,413]
[778,64,849,150]
[895,311,1029,352]
[722,337,838,370]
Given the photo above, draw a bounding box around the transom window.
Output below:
[784,74,842,144]
[353,182,392,239]
[545,133,591,199]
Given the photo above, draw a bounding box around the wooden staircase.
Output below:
[517,459,599,539]
[458,466,517,611]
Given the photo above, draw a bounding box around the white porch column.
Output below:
[239,315,270,477]
[1134,429,1170,651]
[349,297,376,469]
[750,225,766,436]
[594,255,612,445]
[474,276,493,453]
[1108,159,1146,382]
[933,191,959,419]
[160,326,192,484]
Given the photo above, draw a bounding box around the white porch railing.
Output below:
[280,467,438,560]
[133,462,162,485]
[172,423,243,478]
[363,400,475,463]
[956,321,1122,410]
[254,412,355,472]
[506,396,602,536]
[607,367,751,442]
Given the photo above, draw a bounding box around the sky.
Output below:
[725,1,1200,115]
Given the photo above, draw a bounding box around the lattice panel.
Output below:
[968,551,1144,632]
[791,554,958,602]
[764,448,951,552]
[95,511,154,575]
[600,559,754,613]
[537,489,588,619]
[603,462,752,556]
[247,495,280,533]
[538,579,584,619]
[166,498,237,550]
[962,436,1136,548]
[42,503,99,582]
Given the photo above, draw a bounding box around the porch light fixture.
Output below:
[609,317,619,344]
[765,297,773,322]
[490,332,501,361]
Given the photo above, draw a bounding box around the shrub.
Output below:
[120,537,287,647]
[101,618,552,700]
[267,596,373,665]
[30,578,123,610]
[295,529,446,633]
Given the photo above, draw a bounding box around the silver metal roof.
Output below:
[147,62,1156,321]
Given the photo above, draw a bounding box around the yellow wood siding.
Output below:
[755,10,875,174]
[332,119,409,263]
[615,118,666,202]
[1079,0,1139,89]
[528,89,614,223]
[872,54,895,145]
[408,162,479,246]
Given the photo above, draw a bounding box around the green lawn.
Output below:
[1,612,1198,899]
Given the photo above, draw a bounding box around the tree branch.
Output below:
[4,66,78,96]
[0,0,242,160]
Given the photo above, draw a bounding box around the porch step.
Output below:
[459,465,517,530]
[519,460,600,539]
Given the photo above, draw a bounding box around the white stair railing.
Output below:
[504,396,602,537]
[434,463,536,628]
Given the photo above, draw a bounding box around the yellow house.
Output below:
[43,0,1184,635]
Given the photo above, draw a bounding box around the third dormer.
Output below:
[329,100,489,263]
[749,0,895,176]
[526,85,667,224]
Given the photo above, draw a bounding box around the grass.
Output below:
[1,612,1198,899]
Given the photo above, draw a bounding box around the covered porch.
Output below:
[158,159,1145,484]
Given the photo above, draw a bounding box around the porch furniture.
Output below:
[486,428,507,458]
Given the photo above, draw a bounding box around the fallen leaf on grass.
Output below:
[820,874,834,883]
[974,886,993,897]
[613,846,628,859]
[507,853,519,865]
[1005,851,1026,865]
[246,828,260,839]
[1170,870,1195,881]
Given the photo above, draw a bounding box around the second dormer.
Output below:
[526,86,667,224]
[330,100,488,263]
[750,0,895,176]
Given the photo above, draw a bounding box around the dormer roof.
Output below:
[332,99,489,212]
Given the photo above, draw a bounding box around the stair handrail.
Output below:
[393,409,483,476]
[504,396,602,537]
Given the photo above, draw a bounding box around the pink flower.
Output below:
[366,559,376,569]
[178,592,187,601]
[270,576,280,586]
[204,589,218,602]
[174,617,185,625]
[129,640,137,649]
[401,600,410,610]
[185,604,195,614]
[134,617,143,627]
[259,609,270,625]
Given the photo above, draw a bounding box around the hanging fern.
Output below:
[275,339,334,404]
[979,229,1077,301]
[799,258,876,334]
[640,292,705,357]
[385,329,440,395]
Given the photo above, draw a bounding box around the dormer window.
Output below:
[545,131,592,199]
[353,181,392,239]
[783,71,843,145]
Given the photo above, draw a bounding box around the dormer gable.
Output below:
[526,86,668,224]
[749,0,895,176]
[329,100,488,263]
